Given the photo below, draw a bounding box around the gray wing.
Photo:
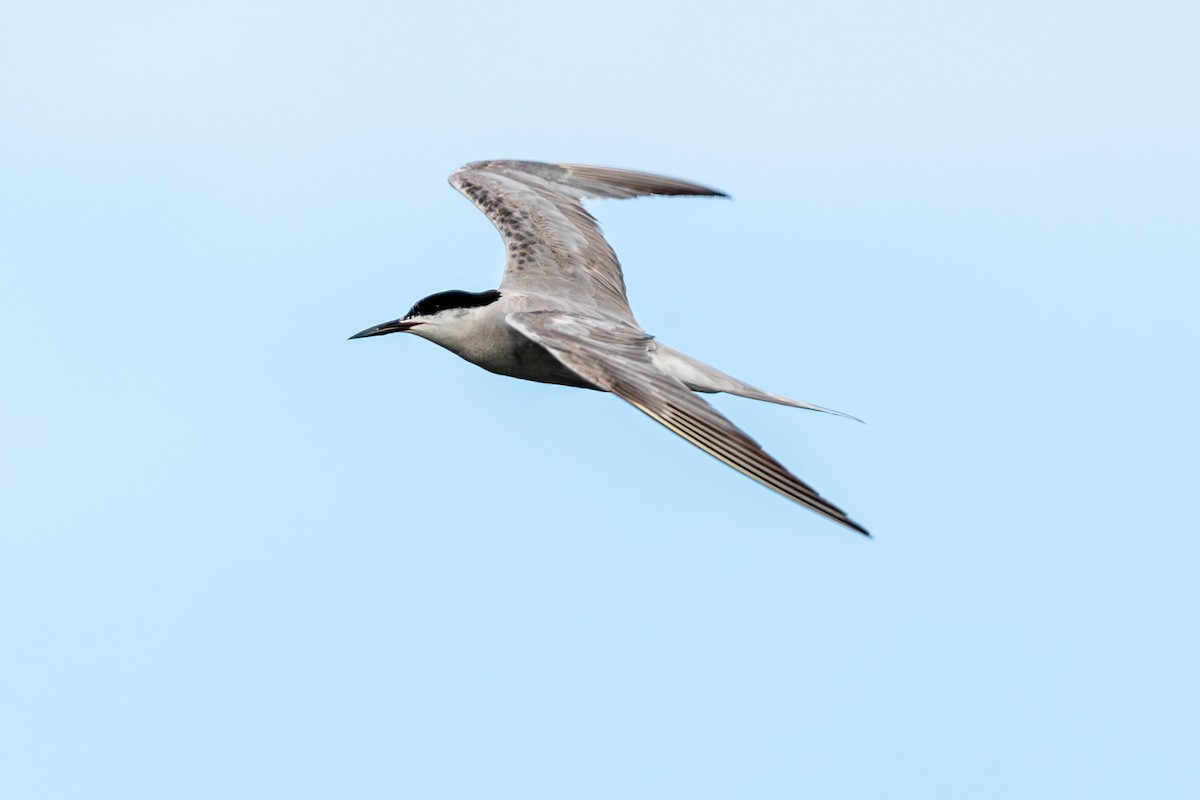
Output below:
[506,311,870,537]
[450,160,725,324]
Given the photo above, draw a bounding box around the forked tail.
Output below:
[650,342,863,422]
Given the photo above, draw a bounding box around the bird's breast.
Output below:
[476,332,597,389]
[433,313,597,390]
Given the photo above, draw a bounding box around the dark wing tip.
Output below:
[562,163,727,199]
[456,160,728,200]
[846,519,873,538]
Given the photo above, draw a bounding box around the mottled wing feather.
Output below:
[506,311,870,537]
[449,161,725,324]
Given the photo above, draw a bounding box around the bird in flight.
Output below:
[351,160,869,536]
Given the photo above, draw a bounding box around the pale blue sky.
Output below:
[2,1,1197,797]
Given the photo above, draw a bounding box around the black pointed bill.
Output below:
[348,319,421,340]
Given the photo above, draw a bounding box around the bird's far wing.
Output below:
[450,161,726,324]
[506,311,870,537]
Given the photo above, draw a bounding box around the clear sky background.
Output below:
[2,2,1197,797]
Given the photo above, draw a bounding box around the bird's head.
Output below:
[349,289,502,342]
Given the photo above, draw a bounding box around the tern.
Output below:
[351,160,869,536]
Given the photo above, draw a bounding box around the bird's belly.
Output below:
[457,334,599,390]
